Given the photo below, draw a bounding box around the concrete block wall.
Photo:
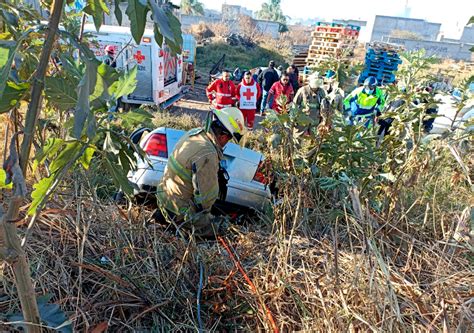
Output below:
[460,26,474,44]
[387,37,473,61]
[371,15,441,42]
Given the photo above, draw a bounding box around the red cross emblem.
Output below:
[134,51,145,64]
[178,59,182,65]
[243,88,255,101]
[159,62,163,75]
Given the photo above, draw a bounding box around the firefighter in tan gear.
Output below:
[154,107,246,237]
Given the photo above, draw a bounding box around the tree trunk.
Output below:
[2,0,65,331]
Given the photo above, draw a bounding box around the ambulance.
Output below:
[84,24,189,108]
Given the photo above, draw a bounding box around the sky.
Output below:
[183,0,474,39]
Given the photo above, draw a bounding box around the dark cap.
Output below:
[244,70,251,76]
[269,60,275,67]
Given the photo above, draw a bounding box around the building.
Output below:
[371,15,441,42]
[221,4,252,20]
[370,15,473,61]
[386,37,473,61]
[460,25,474,44]
[333,19,367,28]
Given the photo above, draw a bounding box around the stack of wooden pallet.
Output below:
[306,22,360,67]
[293,50,308,73]
[358,42,404,85]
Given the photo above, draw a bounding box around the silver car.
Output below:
[128,127,272,213]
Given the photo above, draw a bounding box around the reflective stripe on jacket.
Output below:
[157,128,223,217]
[343,86,385,116]
[206,79,237,109]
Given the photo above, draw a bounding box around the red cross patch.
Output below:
[243,88,255,101]
[159,62,163,75]
[134,51,145,64]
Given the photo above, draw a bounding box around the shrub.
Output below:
[188,22,215,41]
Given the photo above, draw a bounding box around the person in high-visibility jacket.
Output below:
[343,77,385,127]
[206,70,237,109]
[155,107,246,237]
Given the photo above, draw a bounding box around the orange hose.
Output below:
[218,236,279,333]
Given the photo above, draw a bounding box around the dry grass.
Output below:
[1,160,472,331]
[1,104,473,332]
[152,109,202,130]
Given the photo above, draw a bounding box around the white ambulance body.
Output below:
[84,24,183,106]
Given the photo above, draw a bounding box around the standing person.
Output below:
[343,77,385,128]
[104,45,119,112]
[252,68,262,82]
[277,65,284,77]
[236,71,262,129]
[291,64,299,78]
[103,45,117,68]
[206,69,237,109]
[294,76,328,132]
[268,72,294,113]
[324,71,345,113]
[253,67,263,114]
[155,107,246,237]
[258,60,280,114]
[287,66,299,93]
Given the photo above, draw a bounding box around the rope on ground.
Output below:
[218,236,279,333]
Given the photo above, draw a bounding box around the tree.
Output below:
[238,14,262,42]
[256,0,288,31]
[180,0,204,16]
[0,0,182,331]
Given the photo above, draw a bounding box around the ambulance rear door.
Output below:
[123,42,153,104]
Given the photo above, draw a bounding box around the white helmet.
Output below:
[212,107,246,143]
[309,76,323,89]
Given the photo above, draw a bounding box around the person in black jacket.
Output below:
[287,65,299,93]
[258,60,280,114]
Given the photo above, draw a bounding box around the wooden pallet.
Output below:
[312,36,343,43]
[316,21,345,28]
[306,53,349,62]
[309,45,345,53]
[344,35,359,41]
[315,26,346,33]
[312,31,343,39]
[311,40,344,48]
[311,41,358,50]
[306,56,331,64]
[369,42,404,52]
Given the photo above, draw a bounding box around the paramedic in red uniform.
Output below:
[206,69,237,109]
[268,72,294,113]
[236,71,262,129]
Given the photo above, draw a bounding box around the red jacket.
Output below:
[268,81,294,113]
[206,79,237,109]
[236,78,262,110]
